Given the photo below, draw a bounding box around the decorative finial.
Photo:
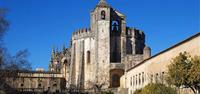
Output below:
[51,46,55,60]
[52,46,55,54]
[97,0,109,7]
[99,0,106,3]
[62,44,66,51]
[56,48,59,54]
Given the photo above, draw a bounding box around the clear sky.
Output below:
[0,0,199,70]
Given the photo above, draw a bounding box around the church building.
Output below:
[4,0,199,94]
[49,0,151,91]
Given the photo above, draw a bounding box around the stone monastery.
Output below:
[49,0,151,90]
[48,0,200,93]
[4,0,200,94]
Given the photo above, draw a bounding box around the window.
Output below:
[133,76,135,86]
[156,73,159,82]
[101,10,106,20]
[136,75,137,85]
[161,72,165,83]
[20,83,24,87]
[142,72,144,84]
[130,77,132,86]
[111,21,119,31]
[38,83,42,88]
[53,84,57,87]
[87,51,91,63]
[139,73,141,85]
[150,74,153,82]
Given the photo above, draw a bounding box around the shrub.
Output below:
[134,83,176,94]
[101,91,114,94]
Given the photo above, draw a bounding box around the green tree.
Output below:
[133,89,142,94]
[189,56,200,92]
[166,52,191,87]
[167,52,200,94]
[133,83,176,94]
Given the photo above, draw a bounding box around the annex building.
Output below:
[119,33,200,94]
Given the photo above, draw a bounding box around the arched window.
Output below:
[130,77,132,86]
[139,73,141,85]
[53,83,57,87]
[87,51,91,63]
[136,75,138,85]
[101,10,106,20]
[133,76,135,86]
[142,72,144,84]
[20,83,24,87]
[64,59,67,64]
[150,74,153,82]
[38,83,42,88]
[156,73,159,82]
[112,21,119,31]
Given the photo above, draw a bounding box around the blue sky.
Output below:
[0,0,199,70]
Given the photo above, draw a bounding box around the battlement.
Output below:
[126,27,145,38]
[72,28,91,37]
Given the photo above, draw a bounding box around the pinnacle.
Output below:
[97,0,109,7]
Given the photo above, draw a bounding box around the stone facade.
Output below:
[4,71,65,93]
[49,47,71,84]
[49,0,150,91]
[4,0,198,94]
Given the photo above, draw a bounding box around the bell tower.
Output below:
[90,0,111,85]
[89,0,127,88]
[90,0,111,32]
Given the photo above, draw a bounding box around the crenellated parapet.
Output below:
[126,27,145,39]
[72,28,94,39]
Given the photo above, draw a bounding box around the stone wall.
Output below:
[5,71,65,93]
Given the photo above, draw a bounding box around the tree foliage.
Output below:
[0,8,31,71]
[0,8,9,40]
[189,56,200,92]
[166,52,191,87]
[0,8,8,69]
[133,83,176,94]
[167,52,200,94]
[0,8,32,93]
[3,49,32,71]
[101,91,114,94]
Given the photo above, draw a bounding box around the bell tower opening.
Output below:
[101,10,106,20]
